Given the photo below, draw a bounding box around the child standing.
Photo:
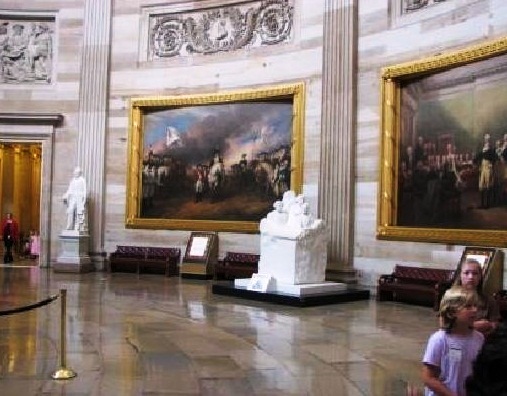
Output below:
[422,286,484,396]
[453,258,500,336]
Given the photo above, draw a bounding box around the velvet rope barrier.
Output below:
[0,294,59,316]
[0,289,77,380]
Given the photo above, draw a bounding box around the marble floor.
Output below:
[0,263,438,396]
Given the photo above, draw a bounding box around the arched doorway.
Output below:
[0,143,42,265]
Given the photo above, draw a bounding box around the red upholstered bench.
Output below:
[377,265,455,310]
[109,246,180,276]
[214,252,260,280]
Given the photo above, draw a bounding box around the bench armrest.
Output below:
[379,274,395,284]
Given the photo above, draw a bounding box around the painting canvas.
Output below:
[378,37,507,246]
[126,83,305,232]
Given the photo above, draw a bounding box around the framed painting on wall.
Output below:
[126,83,305,233]
[378,37,507,246]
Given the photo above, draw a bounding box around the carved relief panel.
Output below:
[140,0,294,61]
[0,12,56,84]
[391,0,482,27]
[403,0,448,13]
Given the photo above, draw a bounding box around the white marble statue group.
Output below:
[62,166,88,232]
[260,191,323,238]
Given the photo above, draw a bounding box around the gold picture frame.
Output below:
[378,37,507,246]
[126,83,305,232]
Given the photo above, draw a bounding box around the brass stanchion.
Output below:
[52,289,77,380]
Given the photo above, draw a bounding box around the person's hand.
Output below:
[473,319,494,335]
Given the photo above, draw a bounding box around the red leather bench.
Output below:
[214,252,260,280]
[377,265,455,310]
[109,246,180,276]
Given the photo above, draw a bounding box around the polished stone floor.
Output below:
[0,263,438,395]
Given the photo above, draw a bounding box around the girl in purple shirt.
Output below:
[422,286,484,396]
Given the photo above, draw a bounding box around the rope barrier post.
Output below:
[52,289,77,380]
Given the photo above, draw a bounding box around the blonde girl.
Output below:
[422,286,484,396]
[453,258,500,336]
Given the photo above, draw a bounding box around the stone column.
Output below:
[319,0,358,282]
[76,0,112,270]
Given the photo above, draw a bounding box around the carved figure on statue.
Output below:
[287,194,305,231]
[267,200,287,224]
[63,167,88,232]
[260,191,323,239]
[281,190,296,213]
[300,203,316,229]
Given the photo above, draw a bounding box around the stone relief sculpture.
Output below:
[404,0,447,12]
[148,0,293,59]
[63,167,88,232]
[252,190,329,287]
[0,19,54,84]
[260,191,324,239]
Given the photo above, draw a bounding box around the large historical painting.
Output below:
[0,15,54,84]
[126,83,305,232]
[378,37,507,246]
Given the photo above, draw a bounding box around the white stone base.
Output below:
[258,230,327,285]
[234,278,346,296]
[54,232,94,273]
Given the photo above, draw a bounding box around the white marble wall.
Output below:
[1,0,507,288]
[356,0,507,288]
[0,2,84,263]
[105,0,325,257]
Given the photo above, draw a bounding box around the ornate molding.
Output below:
[145,0,293,60]
[381,36,507,79]
[0,113,62,125]
[403,0,448,13]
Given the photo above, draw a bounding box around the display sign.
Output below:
[180,232,218,278]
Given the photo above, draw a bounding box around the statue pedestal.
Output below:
[234,226,347,296]
[54,230,94,273]
[258,230,328,285]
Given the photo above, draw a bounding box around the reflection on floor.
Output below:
[0,267,437,395]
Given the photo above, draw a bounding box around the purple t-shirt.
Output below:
[423,329,484,396]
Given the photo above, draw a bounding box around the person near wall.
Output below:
[62,166,88,232]
[453,258,501,337]
[30,230,40,259]
[1,213,19,263]
[466,322,507,396]
[421,286,484,396]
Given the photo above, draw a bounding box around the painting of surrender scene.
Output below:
[126,85,304,232]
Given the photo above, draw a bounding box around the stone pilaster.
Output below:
[76,0,112,269]
[319,0,357,282]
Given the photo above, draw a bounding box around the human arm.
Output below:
[473,319,496,335]
[473,296,501,336]
[62,187,69,204]
[421,364,457,396]
[474,296,501,336]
